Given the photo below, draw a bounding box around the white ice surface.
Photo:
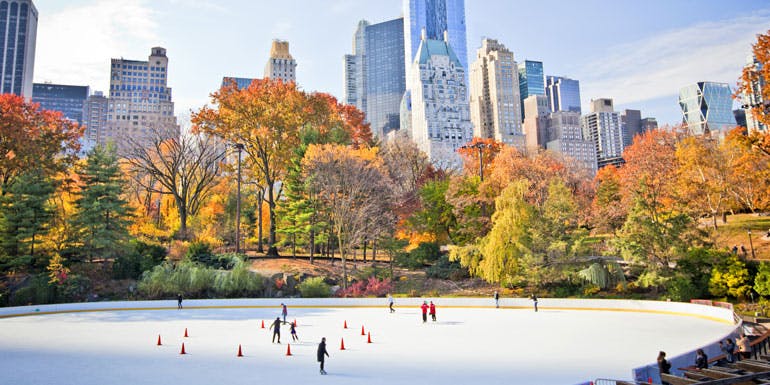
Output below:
[0,303,736,385]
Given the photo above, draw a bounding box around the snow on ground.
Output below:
[0,302,735,385]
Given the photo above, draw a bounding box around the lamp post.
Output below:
[461,142,490,181]
[234,143,244,254]
[748,228,756,259]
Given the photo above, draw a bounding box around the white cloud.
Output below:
[33,0,159,92]
[575,11,770,110]
[166,0,227,14]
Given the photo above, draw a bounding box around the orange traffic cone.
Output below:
[286,344,292,356]
[340,338,346,350]
[157,334,162,346]
[184,328,188,337]
[361,325,365,335]
[367,332,372,343]
[180,343,187,355]
[343,320,347,329]
[237,344,243,357]
[261,320,265,328]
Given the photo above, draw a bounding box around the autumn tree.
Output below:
[589,165,626,233]
[724,127,770,212]
[0,94,82,194]
[303,144,394,287]
[456,137,503,181]
[125,130,225,239]
[70,144,133,261]
[736,29,770,156]
[675,135,732,229]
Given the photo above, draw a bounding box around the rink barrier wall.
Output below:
[0,297,736,325]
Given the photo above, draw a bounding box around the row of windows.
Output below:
[112,63,166,72]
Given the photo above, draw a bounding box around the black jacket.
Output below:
[271,319,281,333]
[696,353,708,369]
[658,358,671,374]
[317,341,329,362]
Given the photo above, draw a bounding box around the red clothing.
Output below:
[429,303,436,315]
[420,303,429,314]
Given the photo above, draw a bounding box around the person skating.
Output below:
[429,301,436,322]
[281,303,288,324]
[388,294,395,313]
[271,317,282,343]
[290,322,299,342]
[420,301,429,323]
[494,291,499,308]
[530,294,538,312]
[317,337,329,375]
[177,293,183,309]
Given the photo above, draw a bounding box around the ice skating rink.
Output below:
[0,299,737,385]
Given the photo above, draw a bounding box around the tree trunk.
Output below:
[266,182,279,256]
[292,233,296,258]
[722,211,728,224]
[712,212,718,230]
[177,198,188,240]
[362,240,367,262]
[257,189,264,253]
[338,230,347,289]
[373,241,378,263]
[309,229,315,265]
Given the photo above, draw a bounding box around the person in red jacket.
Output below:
[429,301,437,322]
[420,301,429,323]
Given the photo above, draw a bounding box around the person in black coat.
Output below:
[695,349,708,369]
[271,317,282,343]
[317,337,329,374]
[177,293,183,309]
[658,351,672,385]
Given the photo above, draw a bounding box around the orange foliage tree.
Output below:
[0,94,82,193]
[675,135,733,229]
[456,137,503,181]
[736,29,770,156]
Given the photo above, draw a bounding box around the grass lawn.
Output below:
[707,213,770,260]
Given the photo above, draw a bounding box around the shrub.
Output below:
[396,242,441,269]
[113,240,167,279]
[709,255,752,299]
[297,277,332,298]
[336,277,393,297]
[185,241,214,266]
[666,274,699,302]
[426,255,469,280]
[353,265,391,280]
[138,258,264,299]
[10,274,55,305]
[213,259,265,297]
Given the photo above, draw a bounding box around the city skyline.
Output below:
[31,0,770,127]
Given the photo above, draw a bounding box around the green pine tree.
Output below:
[0,169,56,271]
[70,144,132,261]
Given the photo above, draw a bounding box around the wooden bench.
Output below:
[660,373,700,385]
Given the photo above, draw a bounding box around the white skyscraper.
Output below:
[582,98,624,169]
[264,40,297,83]
[469,38,524,151]
[407,32,472,169]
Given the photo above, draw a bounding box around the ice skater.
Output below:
[494,291,499,308]
[281,303,288,324]
[177,293,183,309]
[271,317,282,343]
[420,301,429,323]
[317,337,329,375]
[290,321,299,342]
[429,301,437,322]
[388,293,395,313]
[530,294,538,312]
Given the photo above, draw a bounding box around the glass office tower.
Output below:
[679,81,736,136]
[546,76,581,113]
[32,83,90,124]
[518,60,544,119]
[0,0,37,98]
[403,0,467,85]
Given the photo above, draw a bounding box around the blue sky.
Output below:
[33,0,770,126]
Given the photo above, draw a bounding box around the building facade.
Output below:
[518,60,545,120]
[344,18,406,139]
[522,94,549,154]
[403,0,467,88]
[264,40,296,83]
[620,109,641,148]
[82,91,107,149]
[742,56,767,133]
[679,81,736,137]
[546,76,581,113]
[105,47,179,154]
[221,77,255,90]
[544,111,597,174]
[468,38,524,150]
[32,83,89,124]
[407,35,472,169]
[0,0,37,98]
[641,117,658,132]
[582,98,624,169]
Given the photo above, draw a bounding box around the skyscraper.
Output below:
[469,38,524,151]
[344,18,406,139]
[403,0,467,86]
[546,76,581,113]
[407,33,472,169]
[620,109,641,148]
[32,83,89,124]
[0,0,37,98]
[105,47,179,154]
[264,40,296,83]
[518,60,545,120]
[82,91,108,151]
[582,98,624,169]
[522,94,549,154]
[679,81,736,137]
[544,111,597,174]
[741,56,767,133]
